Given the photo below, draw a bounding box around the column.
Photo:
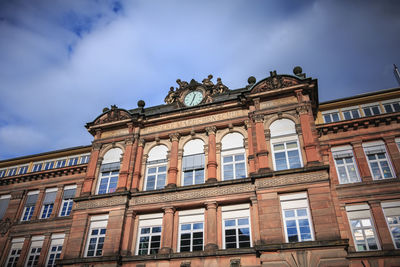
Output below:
[167,133,180,188]
[82,143,102,195]
[253,115,269,171]
[31,189,45,220]
[250,196,261,245]
[50,185,64,219]
[369,201,395,250]
[206,126,218,183]
[121,210,136,256]
[159,207,175,254]
[16,236,30,267]
[351,141,372,181]
[37,233,51,266]
[296,103,321,164]
[383,136,400,177]
[204,201,218,251]
[131,139,145,191]
[118,137,135,191]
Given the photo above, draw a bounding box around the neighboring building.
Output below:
[0,67,399,267]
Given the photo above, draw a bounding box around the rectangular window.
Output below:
[182,154,205,186]
[280,192,314,243]
[346,204,379,251]
[272,140,302,171]
[8,167,17,176]
[6,238,24,267]
[44,161,54,171]
[21,191,39,221]
[32,163,42,172]
[0,169,6,178]
[136,213,163,255]
[97,171,119,194]
[40,188,57,219]
[222,204,252,249]
[80,155,90,164]
[382,201,400,249]
[25,236,44,267]
[342,108,361,120]
[18,166,28,175]
[68,157,78,166]
[178,209,204,252]
[383,101,400,113]
[59,185,76,217]
[332,146,361,184]
[46,234,65,267]
[145,161,167,190]
[85,215,108,257]
[56,159,66,168]
[363,105,381,117]
[0,194,11,220]
[363,142,395,180]
[323,112,340,123]
[222,148,246,180]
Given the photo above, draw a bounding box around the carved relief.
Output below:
[251,71,301,93]
[0,218,12,236]
[94,105,131,125]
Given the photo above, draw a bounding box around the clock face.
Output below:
[184,91,203,106]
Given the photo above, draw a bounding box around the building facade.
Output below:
[0,68,399,267]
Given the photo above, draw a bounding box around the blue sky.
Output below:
[0,0,399,160]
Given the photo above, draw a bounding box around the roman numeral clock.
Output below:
[164,75,229,107]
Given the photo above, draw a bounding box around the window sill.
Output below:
[336,177,399,189]
[347,249,400,258]
[255,239,348,251]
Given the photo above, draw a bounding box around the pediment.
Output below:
[93,105,132,125]
[250,71,304,94]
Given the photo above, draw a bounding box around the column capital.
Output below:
[204,201,218,209]
[350,140,363,147]
[162,206,175,214]
[296,105,309,115]
[138,138,145,147]
[205,126,217,135]
[250,196,258,204]
[253,114,264,123]
[93,142,102,150]
[244,119,252,129]
[125,137,135,145]
[169,133,180,142]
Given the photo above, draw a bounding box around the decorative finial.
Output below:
[247,76,256,84]
[293,66,306,78]
[137,100,145,108]
[102,107,109,113]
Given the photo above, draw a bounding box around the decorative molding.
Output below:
[205,126,217,135]
[250,71,299,93]
[169,133,181,142]
[0,218,12,236]
[94,105,131,125]
[255,170,329,188]
[74,195,128,210]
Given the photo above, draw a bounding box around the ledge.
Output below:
[122,247,256,262]
[347,249,400,259]
[74,190,131,202]
[250,164,329,180]
[255,239,348,252]
[335,177,400,190]
[0,164,87,185]
[58,255,119,265]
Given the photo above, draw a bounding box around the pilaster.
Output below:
[167,133,180,188]
[206,127,218,183]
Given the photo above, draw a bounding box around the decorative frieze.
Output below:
[74,195,128,210]
[255,170,329,188]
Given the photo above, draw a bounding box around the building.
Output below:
[0,67,399,267]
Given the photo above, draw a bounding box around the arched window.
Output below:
[97,148,122,194]
[145,145,168,191]
[270,119,302,171]
[182,139,205,186]
[221,133,247,180]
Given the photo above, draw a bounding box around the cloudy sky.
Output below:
[0,0,399,160]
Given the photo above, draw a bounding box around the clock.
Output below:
[184,91,203,106]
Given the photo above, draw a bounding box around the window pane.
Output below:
[332,113,340,122]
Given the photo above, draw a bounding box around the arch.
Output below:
[270,119,296,138]
[179,134,208,151]
[183,139,205,156]
[99,143,125,159]
[102,148,123,164]
[147,145,168,162]
[216,127,247,144]
[221,132,245,150]
[264,113,299,130]
[143,140,171,159]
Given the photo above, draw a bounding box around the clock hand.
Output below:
[190,94,195,105]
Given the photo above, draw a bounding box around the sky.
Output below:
[0,0,399,160]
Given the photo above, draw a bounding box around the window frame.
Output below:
[178,209,204,252]
[271,139,303,171]
[144,161,167,191]
[280,192,314,243]
[18,166,28,175]
[346,204,380,251]
[21,191,39,222]
[59,185,76,217]
[181,153,205,186]
[25,236,44,267]
[363,142,395,180]
[136,213,163,255]
[221,204,252,249]
[5,238,24,267]
[7,167,17,177]
[0,194,11,220]
[332,146,361,184]
[32,162,43,172]
[221,147,247,181]
[43,161,55,171]
[382,201,400,249]
[68,157,79,166]
[382,99,400,113]
[39,188,57,219]
[341,106,361,120]
[80,154,90,164]
[96,170,119,195]
[322,110,341,123]
[362,104,381,117]
[84,215,108,257]
[45,234,65,267]
[0,169,6,178]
